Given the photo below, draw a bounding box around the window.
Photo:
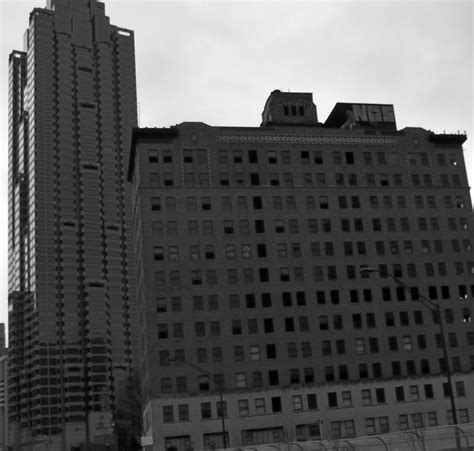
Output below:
[365,418,376,435]
[336,339,345,354]
[248,319,258,334]
[271,397,282,412]
[345,151,354,164]
[328,392,338,408]
[370,196,379,208]
[302,342,312,357]
[322,340,332,356]
[307,394,318,410]
[266,344,277,359]
[319,196,328,209]
[272,196,283,210]
[355,338,365,354]
[427,412,438,427]
[409,385,419,401]
[319,315,329,330]
[233,346,244,362]
[197,347,208,364]
[314,151,323,164]
[236,373,246,388]
[389,336,398,351]
[163,405,174,423]
[160,377,172,394]
[175,404,189,422]
[304,368,314,383]
[238,399,249,416]
[163,173,174,186]
[264,318,274,333]
[183,149,193,163]
[250,345,260,361]
[362,389,372,405]
[293,395,303,412]
[201,402,212,419]
[151,197,161,211]
[456,381,466,397]
[268,150,277,163]
[403,336,413,351]
[376,388,386,403]
[232,320,242,335]
[233,150,243,163]
[369,337,379,353]
[285,317,295,332]
[328,266,337,280]
[212,347,223,363]
[224,220,234,234]
[342,391,352,407]
[255,398,266,414]
[253,371,263,387]
[157,350,171,368]
[349,174,358,186]
[352,314,362,329]
[154,246,164,261]
[325,366,335,381]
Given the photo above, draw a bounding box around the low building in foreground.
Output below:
[128,90,473,451]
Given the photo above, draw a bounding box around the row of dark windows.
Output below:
[147,148,462,169]
[156,290,474,316]
[154,264,474,287]
[150,217,470,239]
[157,352,473,385]
[150,193,469,212]
[156,320,474,352]
[153,239,472,262]
[147,171,465,188]
[154,284,474,318]
[149,217,470,237]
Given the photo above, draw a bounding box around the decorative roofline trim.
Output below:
[217,133,397,146]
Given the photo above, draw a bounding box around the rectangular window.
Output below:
[255,398,266,414]
[238,399,249,416]
[362,389,372,405]
[328,392,338,408]
[236,373,246,388]
[342,391,352,407]
[163,405,174,423]
[293,395,303,412]
[271,396,282,412]
[201,402,212,419]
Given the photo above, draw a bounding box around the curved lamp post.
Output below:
[168,358,228,448]
[359,267,462,451]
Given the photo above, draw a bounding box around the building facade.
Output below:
[8,1,137,449]
[129,90,473,450]
[0,324,7,449]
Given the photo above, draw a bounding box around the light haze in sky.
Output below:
[0,0,472,333]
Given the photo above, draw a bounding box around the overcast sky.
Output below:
[0,0,472,329]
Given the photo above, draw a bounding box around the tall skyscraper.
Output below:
[8,1,137,448]
[129,91,473,450]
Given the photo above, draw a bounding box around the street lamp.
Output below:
[359,267,462,451]
[168,358,228,448]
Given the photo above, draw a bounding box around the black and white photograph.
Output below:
[0,0,472,450]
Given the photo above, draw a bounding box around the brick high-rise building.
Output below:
[129,90,473,450]
[8,0,137,448]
